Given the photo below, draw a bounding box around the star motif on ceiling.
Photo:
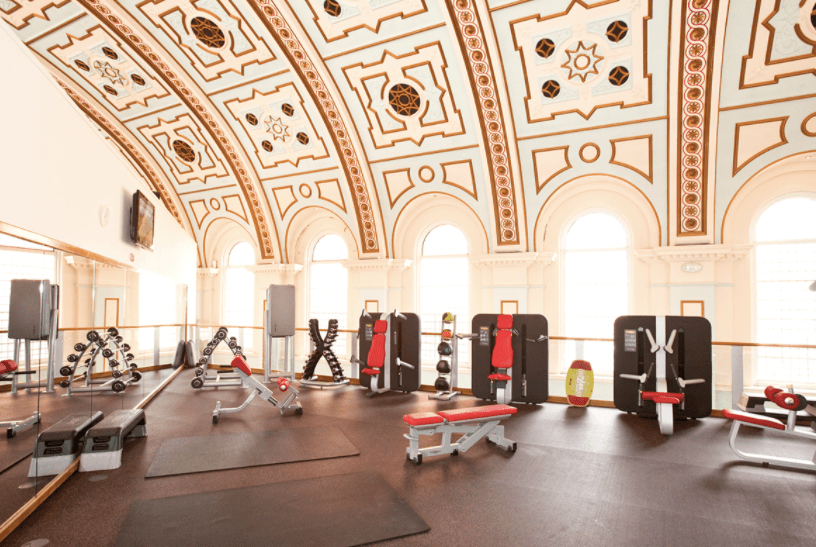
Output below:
[93,60,126,86]
[561,41,605,83]
[264,115,290,142]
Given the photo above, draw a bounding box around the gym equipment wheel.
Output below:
[7,428,15,439]
[194,368,204,376]
[296,407,303,415]
[60,366,73,377]
[191,377,204,389]
[486,438,495,446]
[111,380,126,393]
[212,415,219,424]
[73,343,86,352]
[510,442,517,453]
[59,380,70,388]
[451,450,459,456]
[415,454,422,465]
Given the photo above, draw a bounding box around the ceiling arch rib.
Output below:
[78,0,281,262]
[446,0,526,250]
[250,0,386,257]
[52,76,194,238]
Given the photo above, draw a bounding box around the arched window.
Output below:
[419,225,470,370]
[754,196,816,384]
[563,212,629,374]
[224,241,255,349]
[309,234,349,355]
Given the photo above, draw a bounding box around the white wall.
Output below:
[0,24,195,288]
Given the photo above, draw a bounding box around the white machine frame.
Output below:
[726,386,816,471]
[213,357,302,423]
[429,314,459,401]
[11,283,60,394]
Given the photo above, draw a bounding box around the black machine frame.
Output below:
[355,310,421,393]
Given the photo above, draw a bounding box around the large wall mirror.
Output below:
[0,230,187,528]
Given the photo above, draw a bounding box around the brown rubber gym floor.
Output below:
[3,369,816,547]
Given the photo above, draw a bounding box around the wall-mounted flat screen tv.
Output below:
[131,190,155,250]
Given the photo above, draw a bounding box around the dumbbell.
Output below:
[102,349,114,359]
[121,344,131,352]
[67,354,78,363]
[87,330,100,342]
[107,327,119,337]
[74,343,86,352]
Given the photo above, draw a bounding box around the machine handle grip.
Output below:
[678,378,705,388]
[396,358,415,370]
[620,373,647,383]
[456,333,478,339]
[645,329,660,353]
[392,309,406,320]
[664,329,677,354]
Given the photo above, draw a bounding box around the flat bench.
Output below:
[29,411,104,477]
[403,404,517,464]
[79,409,147,472]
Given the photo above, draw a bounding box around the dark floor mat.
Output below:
[116,470,429,547]
[146,426,359,477]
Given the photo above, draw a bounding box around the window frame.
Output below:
[306,232,350,356]
[221,240,256,349]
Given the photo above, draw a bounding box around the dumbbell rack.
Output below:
[301,318,349,389]
[430,312,459,401]
[60,328,141,395]
[190,327,245,389]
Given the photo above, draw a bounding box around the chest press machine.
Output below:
[463,314,549,405]
[723,386,816,471]
[352,310,420,396]
[614,315,711,435]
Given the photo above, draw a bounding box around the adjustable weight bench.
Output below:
[29,411,104,477]
[403,404,518,464]
[723,385,816,471]
[79,409,146,472]
[213,355,302,423]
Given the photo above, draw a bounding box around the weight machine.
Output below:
[8,279,60,394]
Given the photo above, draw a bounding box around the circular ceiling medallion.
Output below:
[74,59,90,72]
[102,47,118,60]
[606,21,629,43]
[265,116,290,141]
[324,0,342,18]
[262,140,274,152]
[281,103,295,117]
[190,17,226,49]
[579,143,600,163]
[608,66,630,86]
[418,166,434,183]
[210,198,221,210]
[296,132,310,145]
[131,74,146,86]
[172,139,196,163]
[541,80,561,99]
[535,38,555,59]
[388,83,421,117]
[299,184,312,198]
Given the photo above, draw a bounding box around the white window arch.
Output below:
[223,241,255,349]
[418,225,470,369]
[754,195,816,384]
[562,211,629,375]
[308,234,349,356]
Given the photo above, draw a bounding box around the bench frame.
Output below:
[404,413,516,464]
[213,356,302,423]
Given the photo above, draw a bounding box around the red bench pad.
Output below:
[642,391,684,403]
[438,404,517,423]
[653,395,681,405]
[403,412,445,426]
[723,409,786,431]
[0,360,17,375]
[361,368,380,376]
[230,355,251,377]
[367,320,387,369]
[492,330,513,369]
[488,373,511,381]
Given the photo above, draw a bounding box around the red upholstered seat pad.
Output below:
[723,409,786,431]
[488,373,511,381]
[642,391,684,403]
[0,359,17,374]
[230,355,251,376]
[653,395,681,405]
[403,412,445,426]
[492,330,513,369]
[438,404,517,422]
[361,368,380,376]
[367,332,386,369]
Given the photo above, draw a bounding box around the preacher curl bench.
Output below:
[403,404,518,464]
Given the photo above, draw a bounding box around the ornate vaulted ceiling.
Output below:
[3,0,815,265]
